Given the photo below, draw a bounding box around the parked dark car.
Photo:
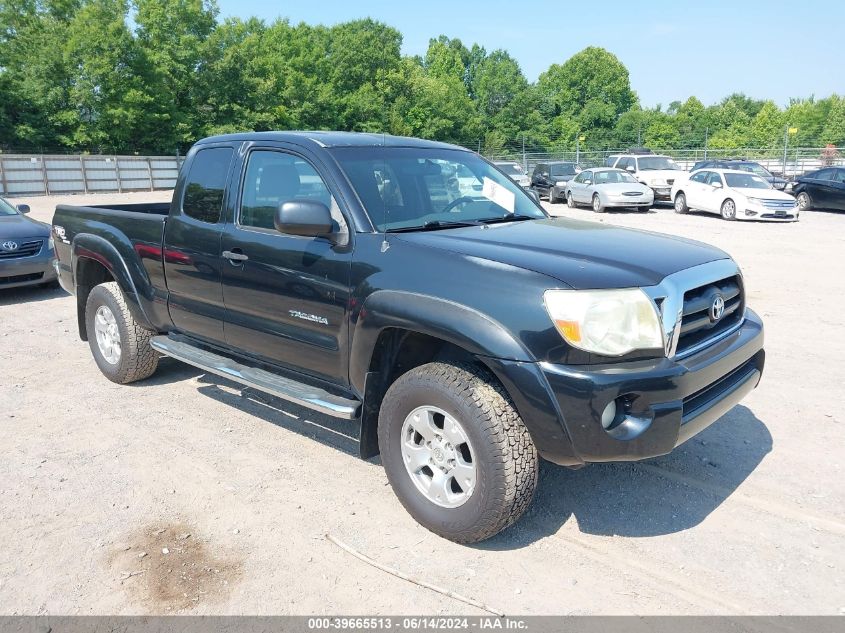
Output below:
[788,166,845,211]
[530,161,579,202]
[0,197,57,289]
[53,132,764,543]
[690,160,788,190]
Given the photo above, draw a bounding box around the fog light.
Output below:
[601,400,617,429]
[745,209,757,216]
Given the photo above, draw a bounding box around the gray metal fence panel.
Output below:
[0,153,184,197]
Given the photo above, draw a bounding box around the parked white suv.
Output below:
[609,154,685,201]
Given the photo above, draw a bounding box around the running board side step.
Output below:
[150,336,361,419]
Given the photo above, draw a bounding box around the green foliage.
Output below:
[0,3,842,154]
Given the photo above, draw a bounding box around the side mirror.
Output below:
[625,166,636,173]
[711,182,723,189]
[275,200,334,240]
[17,204,30,214]
[584,180,592,186]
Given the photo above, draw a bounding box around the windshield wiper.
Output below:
[385,220,482,233]
[478,214,537,225]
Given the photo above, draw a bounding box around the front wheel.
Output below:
[378,362,538,543]
[796,191,812,210]
[674,192,688,214]
[592,194,605,213]
[720,198,737,221]
[85,281,159,384]
[567,192,576,208]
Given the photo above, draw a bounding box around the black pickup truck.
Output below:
[52,132,765,543]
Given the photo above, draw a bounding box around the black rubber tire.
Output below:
[549,190,559,204]
[378,362,538,543]
[796,191,813,211]
[85,281,159,384]
[567,192,576,208]
[674,192,688,214]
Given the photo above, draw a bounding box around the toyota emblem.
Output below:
[710,294,726,322]
[1,240,18,251]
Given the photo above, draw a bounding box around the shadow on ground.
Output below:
[157,365,770,547]
[0,282,66,305]
[480,404,771,549]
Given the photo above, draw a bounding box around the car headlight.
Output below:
[555,181,568,187]
[543,289,664,356]
[746,197,764,205]
[649,178,667,186]
[48,236,54,251]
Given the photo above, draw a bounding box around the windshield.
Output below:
[594,170,638,184]
[736,163,772,178]
[332,147,546,231]
[550,164,577,177]
[725,173,771,189]
[496,163,523,175]
[637,156,680,171]
[0,198,19,216]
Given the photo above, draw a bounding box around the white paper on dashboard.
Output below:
[481,177,516,214]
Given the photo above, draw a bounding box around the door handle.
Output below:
[222,249,248,263]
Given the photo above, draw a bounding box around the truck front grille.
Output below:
[0,240,43,259]
[675,275,743,356]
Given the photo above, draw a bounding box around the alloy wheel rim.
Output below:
[593,196,600,211]
[797,193,809,209]
[94,305,121,365]
[675,195,685,212]
[723,200,736,218]
[567,193,574,207]
[400,406,476,508]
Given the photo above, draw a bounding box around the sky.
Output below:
[214,0,844,109]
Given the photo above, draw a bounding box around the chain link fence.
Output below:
[0,153,185,197]
[484,147,845,180]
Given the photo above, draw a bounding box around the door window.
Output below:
[706,172,723,186]
[181,147,233,223]
[690,171,709,183]
[239,150,347,239]
[617,157,633,171]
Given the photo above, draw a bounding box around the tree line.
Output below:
[1,0,843,155]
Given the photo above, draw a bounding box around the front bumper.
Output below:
[649,185,673,200]
[737,204,799,222]
[491,309,764,466]
[604,194,654,207]
[0,248,57,289]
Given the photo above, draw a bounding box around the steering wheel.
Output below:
[441,195,487,214]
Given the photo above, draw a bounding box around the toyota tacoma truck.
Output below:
[52,132,765,543]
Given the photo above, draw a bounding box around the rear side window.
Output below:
[813,168,835,181]
[182,147,233,223]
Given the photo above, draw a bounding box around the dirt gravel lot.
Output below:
[1,191,843,615]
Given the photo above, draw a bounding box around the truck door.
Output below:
[163,145,234,343]
[220,146,352,384]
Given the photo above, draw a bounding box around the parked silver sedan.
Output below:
[565,168,654,213]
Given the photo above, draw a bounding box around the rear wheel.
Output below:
[796,191,812,210]
[549,189,559,204]
[674,192,688,214]
[592,194,605,213]
[378,362,538,543]
[85,282,159,384]
[720,198,737,221]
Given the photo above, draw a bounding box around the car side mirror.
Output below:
[584,179,592,186]
[275,200,334,241]
[17,204,30,214]
[626,166,635,173]
[712,182,723,189]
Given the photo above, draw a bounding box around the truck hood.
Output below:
[0,214,51,240]
[397,218,728,289]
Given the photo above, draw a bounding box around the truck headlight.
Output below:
[543,289,664,356]
[649,178,667,186]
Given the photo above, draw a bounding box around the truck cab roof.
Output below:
[195,131,464,152]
